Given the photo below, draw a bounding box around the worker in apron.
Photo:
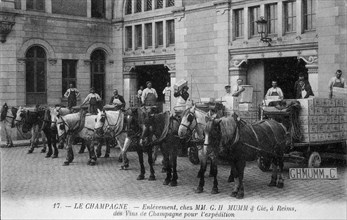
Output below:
[328,70,345,98]
[265,80,284,100]
[141,81,158,107]
[109,89,126,110]
[81,87,102,114]
[64,83,80,109]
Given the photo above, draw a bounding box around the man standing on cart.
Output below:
[294,73,314,99]
[328,70,346,98]
[265,80,284,100]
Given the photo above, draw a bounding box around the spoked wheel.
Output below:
[307,151,321,168]
[257,156,271,172]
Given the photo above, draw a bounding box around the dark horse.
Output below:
[127,107,172,182]
[202,115,288,199]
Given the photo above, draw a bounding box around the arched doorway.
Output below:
[90,50,106,100]
[25,46,47,105]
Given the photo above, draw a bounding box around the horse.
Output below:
[94,109,124,159]
[14,106,47,154]
[56,110,97,166]
[0,103,18,147]
[137,107,172,182]
[203,115,289,199]
[50,106,86,153]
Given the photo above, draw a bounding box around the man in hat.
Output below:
[137,85,144,105]
[109,89,126,110]
[294,73,314,99]
[64,83,80,109]
[141,81,158,106]
[81,87,102,114]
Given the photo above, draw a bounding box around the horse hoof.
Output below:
[41,148,46,153]
[148,175,156,181]
[63,161,69,166]
[195,187,203,193]
[104,154,110,158]
[89,161,96,166]
[6,143,13,148]
[45,154,52,158]
[277,182,284,188]
[231,191,237,197]
[236,192,244,199]
[52,154,58,159]
[211,188,219,194]
[96,153,101,158]
[137,175,145,180]
[228,176,234,183]
[163,179,170,185]
[118,156,123,162]
[170,180,177,187]
[27,149,33,154]
[268,181,277,187]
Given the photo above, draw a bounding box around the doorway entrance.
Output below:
[136,65,170,108]
[91,50,106,101]
[264,57,308,99]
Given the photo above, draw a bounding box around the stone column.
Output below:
[299,56,318,97]
[229,66,247,88]
[105,0,112,19]
[45,0,52,13]
[123,67,137,107]
[87,0,91,18]
[166,64,176,112]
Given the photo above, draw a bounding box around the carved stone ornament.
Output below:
[214,0,230,15]
[123,65,135,72]
[298,56,318,64]
[17,58,26,64]
[83,60,91,66]
[230,59,247,68]
[0,12,16,43]
[164,63,176,71]
[48,58,57,65]
[173,7,185,22]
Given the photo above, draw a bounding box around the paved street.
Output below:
[1,145,346,219]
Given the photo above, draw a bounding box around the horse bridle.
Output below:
[180,112,198,140]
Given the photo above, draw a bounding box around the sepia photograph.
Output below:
[0,0,346,219]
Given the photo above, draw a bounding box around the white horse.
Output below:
[14,106,47,154]
[0,103,19,147]
[94,109,124,158]
[56,111,98,166]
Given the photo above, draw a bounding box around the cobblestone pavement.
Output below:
[1,145,346,219]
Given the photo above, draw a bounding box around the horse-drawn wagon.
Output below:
[260,98,347,170]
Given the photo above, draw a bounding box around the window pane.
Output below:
[167,0,174,7]
[26,61,35,92]
[135,0,142,13]
[235,9,243,37]
[26,0,34,10]
[156,22,163,46]
[91,0,105,18]
[311,14,316,29]
[156,0,163,9]
[35,47,46,58]
[36,0,44,11]
[167,20,175,45]
[36,61,46,92]
[145,0,152,11]
[135,25,142,49]
[125,0,132,14]
[145,23,152,48]
[126,26,132,49]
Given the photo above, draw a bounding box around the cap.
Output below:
[146,81,152,85]
[225,85,231,89]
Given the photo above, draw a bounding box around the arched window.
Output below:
[25,46,47,104]
[91,50,106,100]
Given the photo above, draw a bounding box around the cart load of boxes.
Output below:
[297,98,347,143]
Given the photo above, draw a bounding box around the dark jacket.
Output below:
[174,90,189,101]
[294,80,314,99]
[109,95,126,108]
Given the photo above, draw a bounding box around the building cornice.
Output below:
[123,54,175,63]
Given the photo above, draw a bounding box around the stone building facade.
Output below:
[0,0,346,139]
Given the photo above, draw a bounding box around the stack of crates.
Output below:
[297,98,347,142]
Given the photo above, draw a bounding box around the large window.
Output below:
[25,46,47,104]
[26,0,44,11]
[266,3,277,34]
[156,21,163,47]
[167,0,175,7]
[303,0,316,31]
[234,9,244,38]
[145,23,153,48]
[91,50,106,99]
[62,60,77,97]
[249,6,260,36]
[91,0,105,18]
[125,26,133,50]
[284,1,296,33]
[145,0,152,11]
[166,20,175,45]
[135,25,142,49]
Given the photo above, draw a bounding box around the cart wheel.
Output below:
[308,151,321,168]
[257,156,271,172]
